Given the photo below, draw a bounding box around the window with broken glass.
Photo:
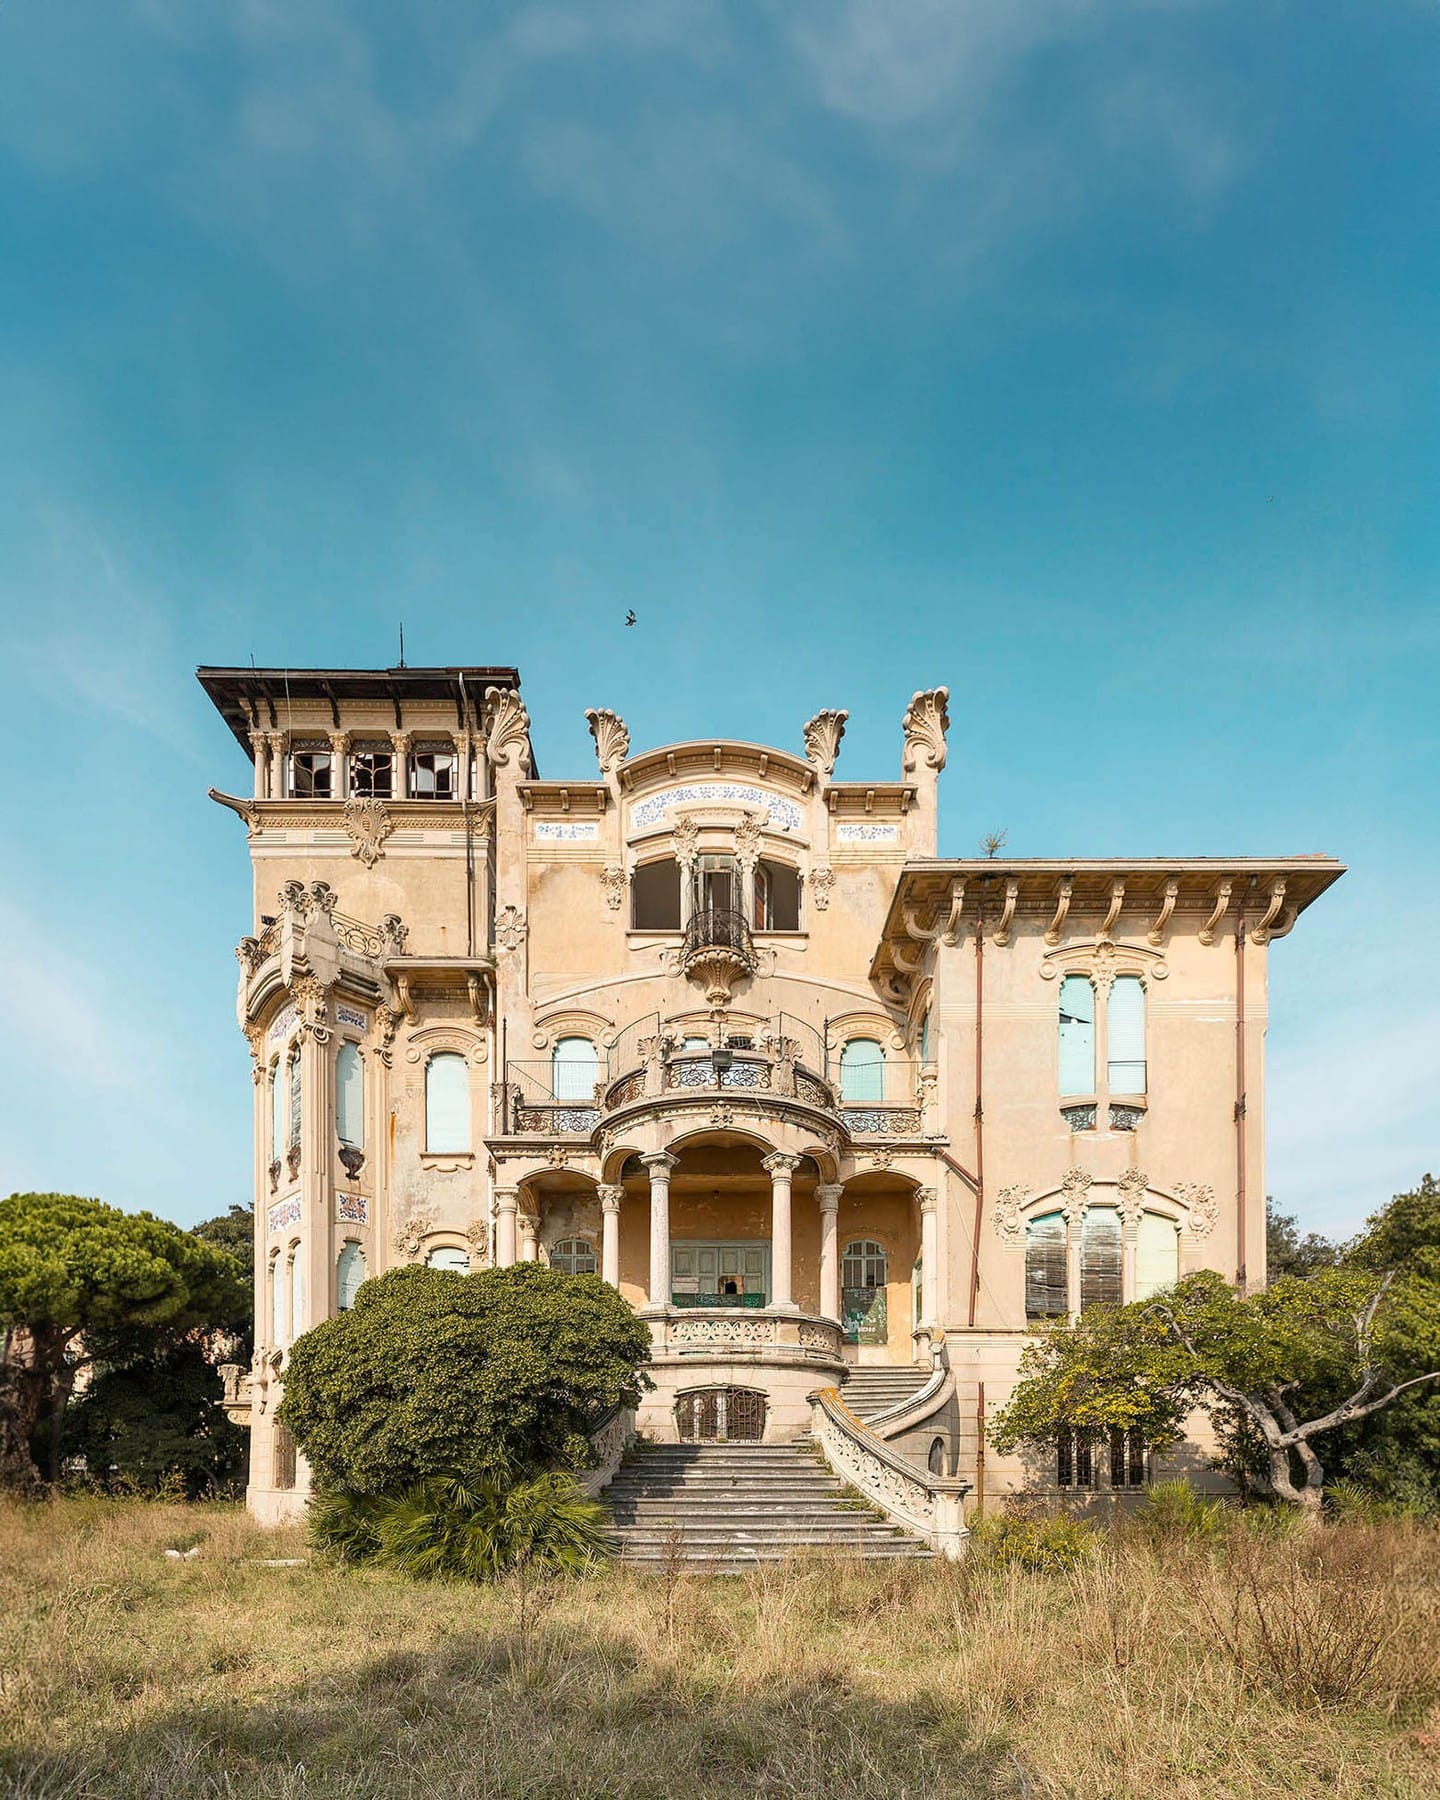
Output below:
[410,745,457,800]
[289,743,333,798]
[349,745,393,798]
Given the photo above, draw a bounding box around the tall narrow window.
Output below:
[1058,975,1096,1096]
[1135,1210,1179,1300]
[631,859,682,930]
[754,860,801,931]
[410,745,457,799]
[693,853,736,917]
[841,1240,888,1346]
[288,1247,304,1343]
[1080,1208,1122,1311]
[552,1037,599,1102]
[1025,1213,1068,1320]
[335,1043,364,1149]
[337,1243,366,1310]
[1108,976,1146,1094]
[349,744,393,798]
[270,1059,284,1164]
[270,1251,283,1346]
[287,1050,302,1152]
[289,744,333,798]
[1057,1429,1074,1488]
[839,1038,885,1103]
[425,1052,470,1153]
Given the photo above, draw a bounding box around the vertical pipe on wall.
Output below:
[967,894,985,1328]
[975,1382,986,1518]
[1235,889,1248,1293]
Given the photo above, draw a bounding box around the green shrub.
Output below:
[1133,1478,1228,1541]
[969,1509,1100,1572]
[311,1473,614,1582]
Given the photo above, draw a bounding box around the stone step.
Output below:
[610,1504,882,1523]
[612,1525,918,1546]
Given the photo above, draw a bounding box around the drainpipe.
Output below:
[975,1381,986,1519]
[1235,886,1249,1292]
[967,892,986,1328]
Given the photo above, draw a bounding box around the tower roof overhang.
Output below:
[197,665,523,756]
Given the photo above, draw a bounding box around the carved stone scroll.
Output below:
[901,687,951,773]
[585,708,630,773]
[802,709,848,775]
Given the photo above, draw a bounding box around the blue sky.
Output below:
[0,0,1435,1237]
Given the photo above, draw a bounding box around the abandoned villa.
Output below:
[200,666,1342,1542]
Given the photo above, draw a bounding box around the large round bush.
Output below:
[278,1262,651,1493]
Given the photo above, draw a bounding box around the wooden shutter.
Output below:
[1057,1431,1073,1487]
[425,1053,470,1153]
[335,1043,364,1148]
[1081,1208,1122,1311]
[1025,1213,1068,1319]
[1135,1210,1178,1299]
[1107,976,1146,1094]
[1058,976,1096,1096]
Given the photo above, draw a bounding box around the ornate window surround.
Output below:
[1002,1176,1193,1315]
[1044,944,1157,1130]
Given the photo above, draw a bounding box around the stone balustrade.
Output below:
[810,1386,970,1558]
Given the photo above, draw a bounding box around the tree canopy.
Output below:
[992,1262,1440,1515]
[278,1261,652,1495]
[0,1192,246,1488]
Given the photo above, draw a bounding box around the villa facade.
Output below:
[200,666,1342,1525]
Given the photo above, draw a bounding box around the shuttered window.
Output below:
[1135,1209,1179,1300]
[840,1038,885,1103]
[425,1053,470,1153]
[1025,1212,1068,1320]
[1058,975,1096,1096]
[1080,1208,1122,1311]
[335,1043,364,1148]
[288,1249,304,1342]
[1108,976,1146,1094]
[552,1037,599,1102]
[287,1051,302,1150]
[270,1061,284,1161]
[337,1243,366,1310]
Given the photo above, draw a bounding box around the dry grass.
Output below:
[1,1497,1439,1798]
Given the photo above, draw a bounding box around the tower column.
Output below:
[763,1153,801,1314]
[494,1188,519,1268]
[816,1183,842,1322]
[599,1184,624,1288]
[641,1153,676,1314]
[917,1186,939,1327]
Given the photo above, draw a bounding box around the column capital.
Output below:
[598,1184,625,1213]
[328,729,349,750]
[493,1186,519,1210]
[761,1152,802,1177]
[391,729,412,752]
[916,1185,939,1214]
[641,1151,678,1173]
[815,1183,843,1211]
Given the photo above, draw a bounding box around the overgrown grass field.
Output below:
[3,1497,1439,1799]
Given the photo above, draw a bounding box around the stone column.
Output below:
[494,1188,519,1268]
[249,730,269,799]
[268,733,286,800]
[390,731,411,801]
[917,1187,939,1327]
[762,1153,801,1313]
[816,1183,842,1322]
[599,1184,624,1288]
[297,1010,333,1333]
[519,1216,538,1262]
[641,1152,676,1314]
[329,731,349,800]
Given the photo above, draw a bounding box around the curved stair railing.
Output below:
[862,1335,956,1440]
[810,1386,970,1558]
[580,1404,637,1497]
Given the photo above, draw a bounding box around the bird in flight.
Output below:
[625,610,637,627]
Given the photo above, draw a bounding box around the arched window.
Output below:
[336,1043,364,1148]
[425,1245,470,1273]
[928,1437,947,1476]
[269,1059,284,1165]
[1108,976,1146,1094]
[287,1049,302,1151]
[1058,975,1096,1096]
[839,1038,885,1104]
[1025,1213,1067,1320]
[1080,1208,1122,1311]
[842,1239,888,1289]
[551,1237,597,1276]
[551,1037,599,1103]
[1135,1210,1179,1300]
[632,858,681,930]
[425,1052,470,1153]
[269,1250,283,1346]
[337,1242,366,1310]
[287,1246,304,1343]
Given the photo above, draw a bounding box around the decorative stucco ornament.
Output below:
[483,686,533,773]
[1059,1165,1093,1223]
[1175,1181,1218,1239]
[993,1184,1031,1245]
[802,708,848,775]
[343,796,393,868]
[901,687,951,773]
[600,865,627,910]
[392,1209,437,1261]
[585,708,630,773]
[495,906,528,952]
[1116,1166,1150,1223]
[671,814,699,868]
[809,866,836,911]
[733,811,762,869]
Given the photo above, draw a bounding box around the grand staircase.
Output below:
[605,1442,933,1571]
[839,1365,931,1422]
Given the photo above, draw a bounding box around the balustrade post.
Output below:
[599,1184,624,1288]
[494,1187,518,1268]
[640,1152,676,1315]
[762,1152,801,1314]
[816,1183,842,1322]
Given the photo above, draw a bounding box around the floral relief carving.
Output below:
[343,796,393,868]
[495,906,528,952]
[600,865,627,911]
[993,1184,1031,1245]
[1175,1181,1218,1239]
[901,687,951,773]
[585,708,630,773]
[733,811,762,870]
[483,687,533,773]
[1060,1165,1093,1223]
[392,1209,437,1261]
[1116,1166,1150,1223]
[671,814,699,869]
[802,708,848,775]
[809,865,835,910]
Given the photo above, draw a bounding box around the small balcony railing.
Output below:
[682,906,754,960]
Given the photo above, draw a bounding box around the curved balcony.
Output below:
[602,1048,835,1114]
[651,1306,845,1366]
[681,906,757,1005]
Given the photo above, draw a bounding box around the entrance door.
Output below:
[676,1387,767,1442]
